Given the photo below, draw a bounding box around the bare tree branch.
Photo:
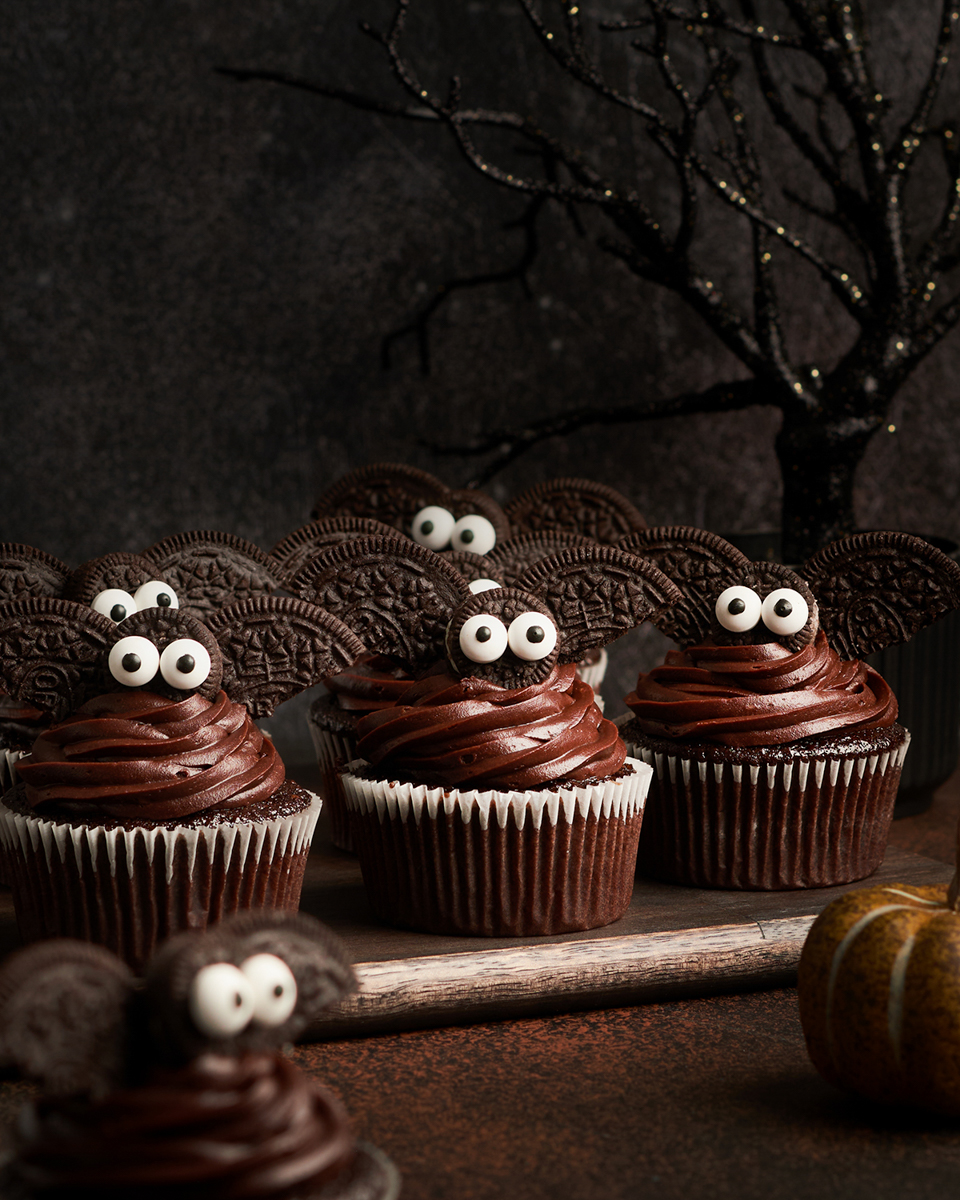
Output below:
[425,377,771,484]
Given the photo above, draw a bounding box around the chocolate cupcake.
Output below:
[305,654,413,852]
[292,535,679,936]
[0,912,400,1199]
[0,596,364,967]
[617,527,960,889]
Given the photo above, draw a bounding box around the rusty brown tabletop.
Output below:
[2,765,960,1200]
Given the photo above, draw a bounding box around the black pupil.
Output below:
[420,520,434,535]
[111,604,128,622]
[121,652,141,673]
[526,625,545,643]
[234,992,243,1008]
[273,985,284,997]
[476,626,492,643]
[176,654,196,675]
[460,527,474,544]
[156,592,172,607]
[728,598,746,616]
[774,598,793,618]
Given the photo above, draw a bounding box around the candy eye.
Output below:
[92,588,138,624]
[188,962,254,1039]
[159,638,211,690]
[468,578,502,595]
[458,613,509,663]
[451,514,497,555]
[761,588,809,636]
[507,612,558,661]
[411,506,456,551]
[715,586,762,633]
[108,636,161,687]
[134,580,180,612]
[240,953,298,1026]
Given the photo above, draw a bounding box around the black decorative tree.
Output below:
[223,0,960,561]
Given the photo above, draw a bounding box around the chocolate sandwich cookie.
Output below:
[0,594,366,966]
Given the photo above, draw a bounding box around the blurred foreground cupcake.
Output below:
[292,535,679,935]
[0,595,364,968]
[617,528,960,890]
[0,912,400,1199]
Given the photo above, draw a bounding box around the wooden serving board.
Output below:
[297,838,952,1040]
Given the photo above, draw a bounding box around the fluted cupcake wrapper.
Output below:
[576,646,608,693]
[340,758,651,937]
[0,794,322,970]
[624,734,910,889]
[308,720,358,853]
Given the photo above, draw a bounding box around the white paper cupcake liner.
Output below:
[340,758,651,936]
[0,792,322,970]
[624,731,910,889]
[576,646,608,692]
[308,719,358,852]
[0,750,23,792]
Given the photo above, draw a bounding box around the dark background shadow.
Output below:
[4,1,960,752]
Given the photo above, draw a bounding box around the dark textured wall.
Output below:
[3,2,960,572]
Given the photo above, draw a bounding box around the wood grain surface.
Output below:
[298,840,951,1038]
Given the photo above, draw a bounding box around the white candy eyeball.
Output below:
[451,514,497,555]
[134,579,180,612]
[761,588,809,636]
[458,613,509,663]
[92,588,138,624]
[411,506,456,551]
[715,586,762,633]
[188,962,255,1039]
[507,611,558,661]
[108,636,161,687]
[240,953,298,1026]
[468,578,502,595]
[159,638,212,690]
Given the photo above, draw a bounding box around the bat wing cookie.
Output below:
[0,595,366,721]
[290,535,681,689]
[505,477,647,543]
[268,516,402,587]
[622,526,960,656]
[0,531,283,626]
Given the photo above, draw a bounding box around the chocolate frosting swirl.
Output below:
[355,662,626,789]
[6,1052,354,1199]
[16,690,285,821]
[323,653,413,714]
[624,630,897,747]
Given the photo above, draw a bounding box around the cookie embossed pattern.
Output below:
[290,535,681,936]
[618,527,960,890]
[0,594,365,968]
[0,912,400,1199]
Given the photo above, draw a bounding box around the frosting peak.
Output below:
[16,690,285,821]
[355,662,626,788]
[624,631,897,746]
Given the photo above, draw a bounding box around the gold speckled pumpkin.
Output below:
[798,876,960,1114]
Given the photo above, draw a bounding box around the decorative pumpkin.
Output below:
[798,867,960,1114]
